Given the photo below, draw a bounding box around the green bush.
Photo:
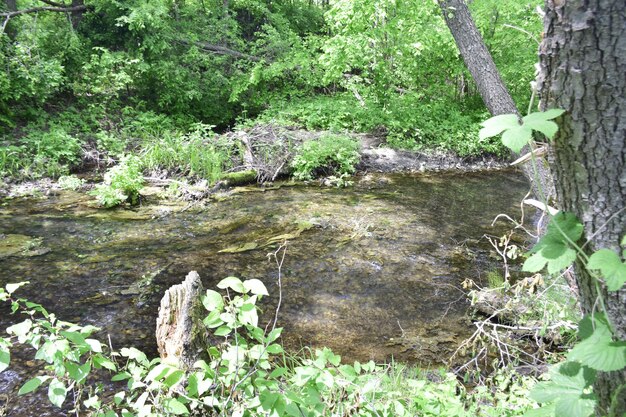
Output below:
[90,155,144,208]
[291,134,360,180]
[141,124,234,182]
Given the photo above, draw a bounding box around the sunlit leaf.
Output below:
[243,279,269,296]
[48,378,67,408]
[568,314,626,372]
[217,276,245,293]
[479,114,520,140]
[202,290,224,311]
[501,124,533,153]
[587,249,626,291]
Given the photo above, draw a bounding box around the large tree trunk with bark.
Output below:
[438,0,554,206]
[537,1,625,415]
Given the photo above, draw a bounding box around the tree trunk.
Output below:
[438,0,518,116]
[438,0,554,206]
[537,1,626,415]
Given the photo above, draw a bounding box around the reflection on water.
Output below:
[0,169,529,416]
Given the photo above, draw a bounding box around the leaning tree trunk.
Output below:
[438,0,554,204]
[537,1,625,415]
[438,0,518,116]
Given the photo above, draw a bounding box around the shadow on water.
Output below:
[0,169,530,416]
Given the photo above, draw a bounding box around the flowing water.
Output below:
[0,169,530,416]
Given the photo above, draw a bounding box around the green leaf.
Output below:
[568,314,626,372]
[217,276,245,293]
[163,398,189,415]
[48,378,67,408]
[0,344,9,373]
[501,124,533,153]
[163,370,185,388]
[587,249,626,291]
[524,108,565,121]
[266,344,283,354]
[17,376,50,395]
[93,354,117,371]
[523,252,548,273]
[523,119,559,139]
[120,347,148,365]
[214,326,232,336]
[530,362,595,417]
[202,290,224,311]
[243,279,269,296]
[479,114,520,140]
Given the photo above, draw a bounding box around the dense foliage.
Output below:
[1,0,542,181]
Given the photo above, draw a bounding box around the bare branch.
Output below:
[0,4,88,19]
[176,39,261,62]
[38,0,71,7]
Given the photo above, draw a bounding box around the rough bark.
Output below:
[537,1,626,414]
[156,271,209,369]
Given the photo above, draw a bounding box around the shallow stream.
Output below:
[0,169,530,416]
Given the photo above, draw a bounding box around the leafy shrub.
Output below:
[90,155,144,207]
[141,124,233,182]
[0,126,83,178]
[57,175,85,191]
[291,134,360,180]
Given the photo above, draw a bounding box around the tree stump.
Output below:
[155,271,208,369]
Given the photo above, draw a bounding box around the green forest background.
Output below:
[1,0,541,179]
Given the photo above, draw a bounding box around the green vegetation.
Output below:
[90,155,144,207]
[1,0,542,183]
[0,278,538,417]
[291,134,360,180]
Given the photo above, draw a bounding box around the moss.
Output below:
[220,170,257,186]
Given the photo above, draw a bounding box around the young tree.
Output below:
[537,0,625,414]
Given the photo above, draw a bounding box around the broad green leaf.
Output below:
[0,344,9,373]
[120,347,148,365]
[203,310,224,328]
[479,114,520,139]
[266,344,283,354]
[5,282,29,294]
[569,315,626,372]
[163,370,184,388]
[217,276,245,293]
[546,212,584,243]
[243,279,269,296]
[214,326,232,336]
[523,252,547,273]
[501,124,533,153]
[65,361,91,384]
[163,398,188,415]
[530,362,596,417]
[202,290,224,312]
[93,354,117,371]
[523,119,559,139]
[587,249,626,291]
[523,108,565,121]
[48,378,67,408]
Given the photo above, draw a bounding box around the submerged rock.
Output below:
[155,271,209,368]
[0,234,49,259]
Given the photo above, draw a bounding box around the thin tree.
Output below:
[437,0,553,201]
[537,0,625,414]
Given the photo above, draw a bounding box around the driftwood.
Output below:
[155,271,209,368]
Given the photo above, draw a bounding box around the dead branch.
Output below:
[176,39,260,61]
[0,4,88,18]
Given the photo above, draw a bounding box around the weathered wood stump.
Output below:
[155,271,208,369]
